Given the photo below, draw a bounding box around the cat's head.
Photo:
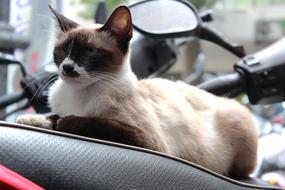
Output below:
[50,6,133,87]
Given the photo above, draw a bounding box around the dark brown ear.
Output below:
[99,6,132,52]
[49,5,79,32]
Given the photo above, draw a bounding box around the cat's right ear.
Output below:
[99,6,132,53]
[49,5,79,32]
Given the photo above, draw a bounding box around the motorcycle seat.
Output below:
[0,121,281,190]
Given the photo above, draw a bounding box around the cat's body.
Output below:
[17,6,258,177]
[49,75,257,175]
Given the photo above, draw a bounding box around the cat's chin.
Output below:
[59,75,96,89]
[60,76,76,82]
[60,75,81,85]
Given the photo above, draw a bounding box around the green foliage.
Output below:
[189,0,285,9]
[73,0,285,20]
[106,0,128,10]
[75,0,128,20]
[189,0,217,9]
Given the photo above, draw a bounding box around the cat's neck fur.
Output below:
[86,59,138,98]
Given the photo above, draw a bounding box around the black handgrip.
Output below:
[0,91,27,109]
[198,73,244,96]
[234,37,285,104]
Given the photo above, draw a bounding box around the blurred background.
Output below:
[1,0,285,187]
[2,0,285,93]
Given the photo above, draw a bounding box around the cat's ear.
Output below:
[49,5,79,32]
[100,6,133,43]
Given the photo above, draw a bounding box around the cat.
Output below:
[16,5,258,177]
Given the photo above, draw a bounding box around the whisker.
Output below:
[90,75,119,86]
[28,74,55,104]
[90,72,118,82]
[36,77,57,100]
[93,76,130,98]
[22,72,55,90]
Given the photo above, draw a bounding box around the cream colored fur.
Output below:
[46,56,257,176]
[17,21,258,176]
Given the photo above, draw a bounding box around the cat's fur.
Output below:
[17,6,258,177]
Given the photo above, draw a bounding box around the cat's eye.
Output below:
[86,47,108,57]
[67,41,74,52]
[96,49,108,56]
[53,46,67,65]
[86,47,97,55]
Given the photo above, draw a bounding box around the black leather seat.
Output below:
[0,121,281,190]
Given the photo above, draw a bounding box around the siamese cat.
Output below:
[16,6,258,177]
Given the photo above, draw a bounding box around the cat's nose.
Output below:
[62,64,74,73]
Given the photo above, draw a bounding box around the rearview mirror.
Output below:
[130,0,199,38]
[129,0,246,58]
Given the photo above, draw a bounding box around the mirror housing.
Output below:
[129,0,246,58]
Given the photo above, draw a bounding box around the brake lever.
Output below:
[200,26,246,58]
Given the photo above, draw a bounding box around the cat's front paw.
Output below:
[16,115,53,129]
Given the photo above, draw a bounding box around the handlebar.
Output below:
[254,38,285,67]
[0,53,28,77]
[0,91,26,110]
[199,38,285,104]
[198,73,244,97]
[235,38,285,104]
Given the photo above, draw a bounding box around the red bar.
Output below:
[0,165,44,190]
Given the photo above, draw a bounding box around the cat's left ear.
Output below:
[100,6,133,44]
[49,5,79,32]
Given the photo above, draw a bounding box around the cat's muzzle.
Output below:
[62,64,79,78]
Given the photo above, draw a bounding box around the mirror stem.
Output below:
[200,26,246,58]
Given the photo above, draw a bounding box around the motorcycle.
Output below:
[0,0,285,189]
